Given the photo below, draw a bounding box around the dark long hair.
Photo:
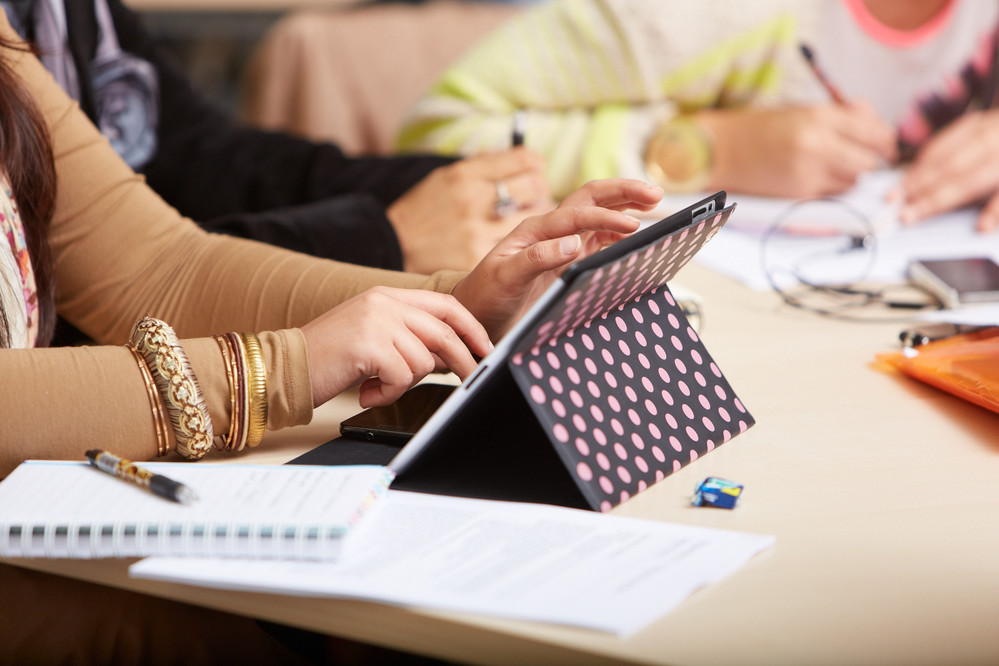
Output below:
[0,34,56,347]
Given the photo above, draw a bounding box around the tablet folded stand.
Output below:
[391,208,755,511]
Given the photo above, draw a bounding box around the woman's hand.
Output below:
[452,178,663,339]
[896,110,999,231]
[387,148,554,273]
[697,102,897,198]
[301,287,493,408]
[302,178,659,409]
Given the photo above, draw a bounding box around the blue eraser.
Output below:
[692,477,743,509]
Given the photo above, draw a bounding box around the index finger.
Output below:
[560,179,664,212]
[388,288,494,359]
[514,205,642,247]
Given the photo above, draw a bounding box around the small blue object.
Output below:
[692,477,743,509]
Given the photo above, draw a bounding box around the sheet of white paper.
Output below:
[693,204,995,292]
[131,490,774,636]
[646,168,999,293]
[652,169,904,236]
[912,304,999,325]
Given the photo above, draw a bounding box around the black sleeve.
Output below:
[198,194,404,269]
[105,0,457,268]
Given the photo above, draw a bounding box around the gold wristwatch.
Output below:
[643,115,713,193]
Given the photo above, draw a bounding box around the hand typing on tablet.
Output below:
[302,287,490,409]
[453,178,662,339]
[302,179,662,408]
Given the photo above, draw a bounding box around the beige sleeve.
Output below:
[0,16,464,476]
[21,38,461,341]
[0,330,307,476]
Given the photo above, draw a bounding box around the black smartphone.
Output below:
[898,322,989,348]
[339,383,456,445]
[908,257,999,309]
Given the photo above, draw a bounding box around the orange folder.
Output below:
[878,327,999,414]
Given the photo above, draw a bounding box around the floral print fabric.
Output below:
[0,174,38,348]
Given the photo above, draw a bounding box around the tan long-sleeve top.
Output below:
[0,13,462,476]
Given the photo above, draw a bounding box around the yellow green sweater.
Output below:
[398,0,828,199]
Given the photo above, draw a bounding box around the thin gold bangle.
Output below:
[227,333,251,451]
[237,332,268,448]
[213,334,247,452]
[125,343,170,457]
[129,317,214,460]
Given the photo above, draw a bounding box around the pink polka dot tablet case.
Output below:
[390,192,754,511]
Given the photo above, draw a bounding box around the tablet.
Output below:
[389,191,754,511]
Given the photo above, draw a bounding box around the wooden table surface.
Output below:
[9,261,999,665]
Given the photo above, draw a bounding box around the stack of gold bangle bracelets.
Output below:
[128,317,268,459]
[213,332,268,451]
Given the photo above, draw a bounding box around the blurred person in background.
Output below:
[0,0,553,286]
[399,0,999,231]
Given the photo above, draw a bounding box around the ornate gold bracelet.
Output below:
[129,316,213,460]
[237,332,268,448]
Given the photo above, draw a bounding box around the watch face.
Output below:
[659,126,704,180]
[646,118,712,192]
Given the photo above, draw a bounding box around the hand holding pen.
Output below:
[801,43,914,218]
[784,43,896,190]
[384,112,550,273]
[799,44,847,105]
[494,111,527,216]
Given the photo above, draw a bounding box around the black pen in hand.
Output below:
[511,110,526,147]
[85,449,198,504]
[799,43,847,105]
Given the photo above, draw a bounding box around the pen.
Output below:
[511,110,526,147]
[85,449,198,505]
[799,43,846,105]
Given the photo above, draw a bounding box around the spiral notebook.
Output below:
[388,192,755,511]
[0,461,392,560]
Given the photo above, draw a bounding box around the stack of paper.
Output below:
[0,459,774,635]
[131,490,774,636]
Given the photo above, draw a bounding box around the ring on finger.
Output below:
[493,180,517,218]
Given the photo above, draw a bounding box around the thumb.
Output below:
[516,234,581,277]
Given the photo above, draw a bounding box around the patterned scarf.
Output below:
[0,174,38,348]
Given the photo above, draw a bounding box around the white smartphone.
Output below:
[908,257,999,309]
